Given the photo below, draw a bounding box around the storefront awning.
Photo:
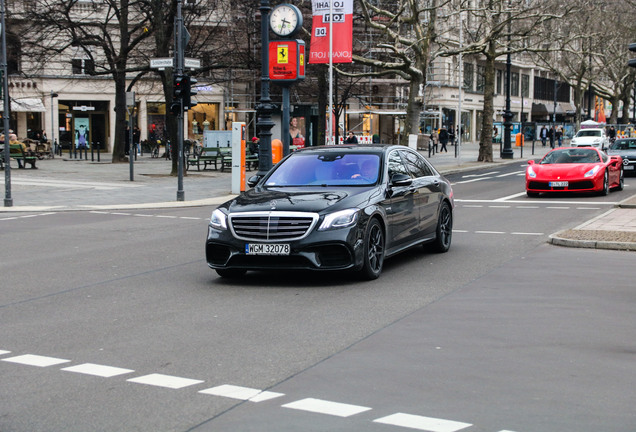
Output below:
[0,98,46,112]
[531,103,549,115]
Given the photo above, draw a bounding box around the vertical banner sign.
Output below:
[309,0,353,64]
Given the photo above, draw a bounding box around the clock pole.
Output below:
[256,0,275,175]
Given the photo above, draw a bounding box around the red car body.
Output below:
[526,147,623,197]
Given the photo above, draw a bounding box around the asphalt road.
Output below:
[1,164,635,432]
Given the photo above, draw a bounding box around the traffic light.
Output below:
[170,99,182,116]
[185,76,198,110]
[629,43,636,68]
[173,74,186,101]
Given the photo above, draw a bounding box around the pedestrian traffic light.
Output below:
[185,76,198,110]
[173,74,186,100]
[170,99,182,116]
[629,43,636,68]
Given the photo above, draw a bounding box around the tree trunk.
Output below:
[478,52,496,162]
[112,73,129,163]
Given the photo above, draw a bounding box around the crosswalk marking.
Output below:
[2,354,70,367]
[282,398,372,417]
[62,363,135,378]
[373,413,472,431]
[127,373,204,389]
[199,384,284,402]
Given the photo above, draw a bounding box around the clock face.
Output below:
[269,4,301,37]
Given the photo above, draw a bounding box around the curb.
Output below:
[548,194,636,252]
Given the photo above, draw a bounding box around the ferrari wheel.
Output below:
[614,168,624,191]
[600,170,610,196]
[359,218,385,280]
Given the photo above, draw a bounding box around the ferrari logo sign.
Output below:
[269,40,305,82]
[278,46,289,64]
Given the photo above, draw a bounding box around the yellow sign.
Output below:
[300,53,304,66]
[278,46,288,64]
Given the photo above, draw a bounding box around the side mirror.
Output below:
[247,175,262,188]
[390,173,412,187]
[527,160,535,165]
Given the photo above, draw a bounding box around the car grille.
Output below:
[229,211,319,241]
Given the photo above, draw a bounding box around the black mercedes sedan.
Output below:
[206,144,454,279]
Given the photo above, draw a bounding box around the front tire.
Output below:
[614,168,624,191]
[600,170,610,196]
[526,191,540,198]
[430,201,453,253]
[359,218,385,280]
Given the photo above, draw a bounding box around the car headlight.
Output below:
[584,165,600,178]
[319,209,359,230]
[210,209,228,230]
[527,165,537,178]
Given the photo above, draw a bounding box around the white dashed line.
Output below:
[373,413,472,431]
[545,206,570,210]
[199,384,284,402]
[475,230,506,234]
[0,350,11,355]
[2,354,71,367]
[511,232,544,236]
[282,398,372,417]
[62,363,135,378]
[127,373,204,389]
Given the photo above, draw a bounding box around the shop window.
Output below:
[511,72,519,97]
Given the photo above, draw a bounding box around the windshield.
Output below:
[541,148,600,164]
[610,139,636,150]
[265,153,381,187]
[576,130,602,138]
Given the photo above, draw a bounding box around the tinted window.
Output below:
[387,150,411,178]
[400,150,434,178]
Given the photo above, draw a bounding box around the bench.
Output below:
[186,146,231,171]
[5,144,38,169]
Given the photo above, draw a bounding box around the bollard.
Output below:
[91,142,95,161]
[97,142,100,162]
[71,145,75,159]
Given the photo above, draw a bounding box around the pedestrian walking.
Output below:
[439,127,449,153]
[548,126,555,149]
[556,126,563,147]
[540,125,548,147]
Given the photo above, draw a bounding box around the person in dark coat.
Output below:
[439,127,449,153]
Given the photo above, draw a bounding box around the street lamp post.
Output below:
[2,0,13,207]
[256,0,274,176]
[50,91,58,157]
[500,2,514,159]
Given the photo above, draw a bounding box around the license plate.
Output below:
[625,165,634,170]
[246,243,290,255]
[549,181,568,187]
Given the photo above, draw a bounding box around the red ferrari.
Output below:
[526,147,624,197]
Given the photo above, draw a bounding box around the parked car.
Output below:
[570,128,609,150]
[606,138,636,176]
[526,147,623,197]
[206,144,454,280]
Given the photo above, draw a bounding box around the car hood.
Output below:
[225,187,378,214]
[535,163,602,177]
[607,150,636,159]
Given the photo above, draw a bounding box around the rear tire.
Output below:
[430,201,453,253]
[359,218,385,280]
[614,168,624,191]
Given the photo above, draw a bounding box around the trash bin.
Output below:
[272,139,283,163]
[515,132,524,147]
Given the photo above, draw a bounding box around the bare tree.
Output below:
[20,0,153,163]
[339,0,443,143]
[436,0,568,162]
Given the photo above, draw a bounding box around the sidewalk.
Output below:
[1,141,634,251]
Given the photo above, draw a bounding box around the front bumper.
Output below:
[206,224,365,272]
[526,176,602,193]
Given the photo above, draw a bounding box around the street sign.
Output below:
[150,58,174,69]
[184,58,201,69]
